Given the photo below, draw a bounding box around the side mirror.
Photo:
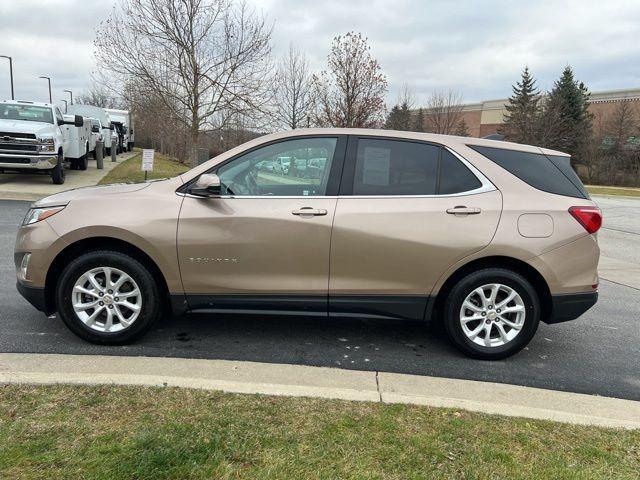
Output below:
[74,115,83,127]
[189,173,221,197]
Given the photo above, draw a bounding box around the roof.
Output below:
[227,128,571,157]
[0,99,54,108]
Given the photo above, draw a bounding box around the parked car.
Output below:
[15,129,601,359]
[0,99,83,184]
[305,157,326,179]
[273,156,290,175]
[256,160,274,172]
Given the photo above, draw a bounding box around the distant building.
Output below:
[459,87,640,138]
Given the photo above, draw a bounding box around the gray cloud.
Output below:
[1,0,638,111]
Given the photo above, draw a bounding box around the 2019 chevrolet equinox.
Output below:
[15,129,601,359]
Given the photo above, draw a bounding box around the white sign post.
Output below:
[141,149,154,180]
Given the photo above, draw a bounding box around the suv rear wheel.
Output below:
[443,268,540,360]
[55,250,162,344]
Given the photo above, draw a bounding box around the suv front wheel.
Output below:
[443,268,540,360]
[55,250,161,344]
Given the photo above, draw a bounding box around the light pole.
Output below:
[60,99,68,113]
[63,89,73,105]
[38,76,52,103]
[0,55,14,100]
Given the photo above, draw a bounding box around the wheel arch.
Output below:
[44,236,170,314]
[430,255,552,324]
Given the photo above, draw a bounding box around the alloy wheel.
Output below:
[459,283,526,348]
[71,266,142,333]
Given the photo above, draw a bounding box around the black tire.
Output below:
[105,147,111,156]
[79,152,88,171]
[55,250,162,345]
[443,268,540,360]
[51,153,65,184]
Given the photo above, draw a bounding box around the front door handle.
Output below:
[446,206,481,215]
[292,207,328,217]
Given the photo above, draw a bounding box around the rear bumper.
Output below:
[546,291,598,324]
[0,154,58,170]
[16,281,51,314]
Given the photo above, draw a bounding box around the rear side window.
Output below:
[353,139,439,195]
[546,155,590,199]
[439,149,482,194]
[469,145,587,199]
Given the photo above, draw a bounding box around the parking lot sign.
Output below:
[141,149,154,172]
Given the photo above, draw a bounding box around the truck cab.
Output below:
[0,100,82,184]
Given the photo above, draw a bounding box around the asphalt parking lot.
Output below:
[1,197,639,400]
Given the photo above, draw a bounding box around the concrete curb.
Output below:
[1,353,639,429]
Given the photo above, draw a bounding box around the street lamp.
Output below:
[60,99,68,113]
[38,76,52,103]
[0,55,14,100]
[63,89,73,105]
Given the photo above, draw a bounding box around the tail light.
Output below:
[568,206,602,234]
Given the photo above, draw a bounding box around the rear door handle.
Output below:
[446,206,481,215]
[292,207,328,216]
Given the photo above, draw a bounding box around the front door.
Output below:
[329,136,502,320]
[177,136,345,314]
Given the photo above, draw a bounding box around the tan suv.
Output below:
[15,129,601,359]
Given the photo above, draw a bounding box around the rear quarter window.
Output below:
[438,149,482,194]
[468,145,588,199]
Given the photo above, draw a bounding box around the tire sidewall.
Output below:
[444,269,540,359]
[51,153,65,184]
[56,251,161,344]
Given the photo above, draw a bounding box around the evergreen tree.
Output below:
[384,105,401,129]
[454,118,470,136]
[500,66,540,144]
[384,102,411,130]
[412,108,425,132]
[546,66,593,161]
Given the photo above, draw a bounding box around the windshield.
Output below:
[0,104,54,124]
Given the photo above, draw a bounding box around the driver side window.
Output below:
[216,137,337,196]
[55,107,64,126]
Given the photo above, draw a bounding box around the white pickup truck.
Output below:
[0,100,85,184]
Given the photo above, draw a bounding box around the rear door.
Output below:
[329,136,502,320]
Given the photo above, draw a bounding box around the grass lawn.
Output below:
[99,150,190,185]
[587,185,640,197]
[1,384,638,479]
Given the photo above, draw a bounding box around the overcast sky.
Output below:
[1,0,639,110]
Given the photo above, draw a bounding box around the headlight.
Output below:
[23,206,65,225]
[38,137,55,153]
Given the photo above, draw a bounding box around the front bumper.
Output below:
[16,280,50,314]
[0,154,58,170]
[546,291,598,324]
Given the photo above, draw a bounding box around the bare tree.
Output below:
[396,82,416,110]
[312,32,387,128]
[602,100,639,184]
[94,0,273,166]
[424,90,465,134]
[272,44,314,129]
[76,81,122,109]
